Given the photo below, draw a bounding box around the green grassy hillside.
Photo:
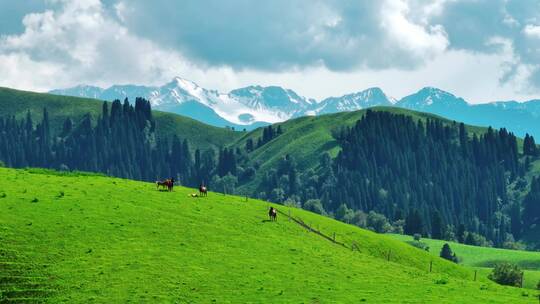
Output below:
[232,106,499,193]
[0,167,537,303]
[0,87,241,150]
[388,234,540,290]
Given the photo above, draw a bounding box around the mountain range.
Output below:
[50,77,540,138]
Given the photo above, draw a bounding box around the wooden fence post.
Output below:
[474,270,477,281]
[387,249,391,261]
[520,272,524,288]
[429,261,433,273]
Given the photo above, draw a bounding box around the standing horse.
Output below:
[268,207,277,221]
[199,184,208,197]
[168,178,175,192]
[156,179,174,192]
[156,179,170,191]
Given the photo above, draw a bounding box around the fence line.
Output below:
[274,208,507,285]
[276,209,348,249]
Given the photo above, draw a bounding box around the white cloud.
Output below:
[380,0,448,60]
[0,0,228,91]
[524,24,540,38]
[0,0,539,103]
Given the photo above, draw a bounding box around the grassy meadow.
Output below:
[388,234,540,290]
[0,167,538,303]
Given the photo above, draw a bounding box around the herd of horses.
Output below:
[155,178,276,220]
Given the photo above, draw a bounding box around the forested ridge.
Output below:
[1,100,539,249]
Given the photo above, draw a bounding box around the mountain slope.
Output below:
[51,78,318,130]
[231,106,489,193]
[52,80,540,138]
[397,87,540,139]
[389,234,540,290]
[0,167,535,302]
[314,87,394,115]
[0,86,240,150]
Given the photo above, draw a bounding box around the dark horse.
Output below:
[199,184,208,197]
[156,178,174,192]
[268,207,277,221]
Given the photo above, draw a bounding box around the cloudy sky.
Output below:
[1,0,540,103]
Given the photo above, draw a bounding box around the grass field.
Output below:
[0,167,538,303]
[388,234,540,290]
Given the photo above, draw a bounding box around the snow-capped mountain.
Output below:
[314,87,395,115]
[51,78,540,138]
[50,78,395,129]
[397,87,468,111]
[229,86,316,120]
[51,85,105,99]
[51,77,318,129]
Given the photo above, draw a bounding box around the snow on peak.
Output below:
[398,87,468,109]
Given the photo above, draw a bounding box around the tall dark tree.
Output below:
[431,210,443,240]
[440,243,458,263]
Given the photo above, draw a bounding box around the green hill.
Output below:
[231,106,509,193]
[388,234,540,290]
[0,167,537,303]
[0,87,240,150]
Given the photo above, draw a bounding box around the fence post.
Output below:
[288,210,291,222]
[520,272,524,288]
[387,249,391,261]
[429,261,433,273]
[474,270,477,281]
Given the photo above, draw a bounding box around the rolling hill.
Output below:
[1,87,538,251]
[388,234,540,290]
[230,106,493,193]
[0,87,241,151]
[0,167,537,303]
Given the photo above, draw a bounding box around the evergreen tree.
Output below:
[523,177,540,228]
[431,210,443,239]
[440,243,458,263]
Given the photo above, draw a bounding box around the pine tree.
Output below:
[431,210,443,240]
[440,243,458,263]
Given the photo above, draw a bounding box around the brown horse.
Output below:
[156,179,174,192]
[199,184,208,197]
[268,207,277,221]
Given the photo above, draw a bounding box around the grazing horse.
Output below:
[199,184,208,197]
[156,179,174,192]
[156,179,169,191]
[268,207,277,221]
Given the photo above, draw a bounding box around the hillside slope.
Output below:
[389,234,540,290]
[0,168,536,303]
[0,87,241,150]
[232,106,490,193]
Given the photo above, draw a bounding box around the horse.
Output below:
[199,184,208,197]
[168,178,175,192]
[268,207,277,221]
[156,179,170,191]
[156,179,174,192]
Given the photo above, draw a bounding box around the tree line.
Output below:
[1,103,538,249]
[0,99,219,187]
[250,110,538,249]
